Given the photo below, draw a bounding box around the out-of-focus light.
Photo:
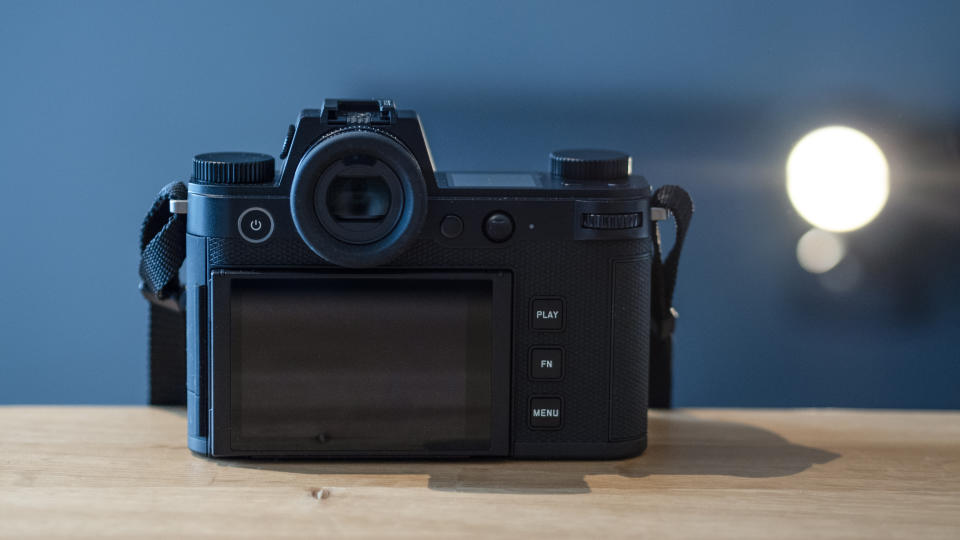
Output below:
[820,256,862,293]
[787,126,889,232]
[796,228,846,274]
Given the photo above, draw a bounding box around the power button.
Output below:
[237,207,274,243]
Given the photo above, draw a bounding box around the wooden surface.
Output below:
[0,407,957,539]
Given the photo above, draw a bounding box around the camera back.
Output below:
[139,99,686,459]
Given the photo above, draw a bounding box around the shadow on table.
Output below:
[216,412,840,494]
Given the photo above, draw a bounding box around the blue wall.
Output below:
[2,1,958,406]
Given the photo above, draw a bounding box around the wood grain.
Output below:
[0,407,957,539]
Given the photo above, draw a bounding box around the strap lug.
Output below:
[169,199,188,214]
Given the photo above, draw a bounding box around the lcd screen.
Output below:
[229,277,493,452]
[447,172,539,187]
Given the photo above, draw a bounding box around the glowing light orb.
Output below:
[787,126,889,232]
[796,228,846,274]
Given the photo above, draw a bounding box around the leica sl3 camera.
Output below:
[138,99,692,459]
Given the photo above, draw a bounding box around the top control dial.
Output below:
[550,149,631,181]
[193,152,275,184]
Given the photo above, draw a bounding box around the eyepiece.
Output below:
[311,153,405,246]
[326,176,391,222]
[291,129,427,267]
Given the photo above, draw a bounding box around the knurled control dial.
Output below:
[193,152,275,184]
[581,212,643,230]
[550,149,632,181]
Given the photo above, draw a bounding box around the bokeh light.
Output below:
[796,228,846,274]
[787,126,889,232]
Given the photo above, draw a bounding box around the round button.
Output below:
[440,214,464,239]
[237,207,274,243]
[484,212,514,242]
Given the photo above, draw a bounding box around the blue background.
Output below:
[1,1,958,407]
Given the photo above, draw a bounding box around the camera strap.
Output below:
[649,185,694,408]
[139,181,188,405]
[138,183,692,408]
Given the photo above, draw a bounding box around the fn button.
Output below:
[530,348,563,380]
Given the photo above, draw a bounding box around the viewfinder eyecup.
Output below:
[290,129,427,268]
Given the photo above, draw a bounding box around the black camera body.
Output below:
[181,99,665,458]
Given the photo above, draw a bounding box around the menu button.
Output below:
[530,397,563,429]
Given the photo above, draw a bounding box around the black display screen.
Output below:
[446,172,540,187]
[228,277,494,452]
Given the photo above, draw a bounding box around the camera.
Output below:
[140,99,692,458]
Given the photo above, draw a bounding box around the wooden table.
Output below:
[0,407,957,539]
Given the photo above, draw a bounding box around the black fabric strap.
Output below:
[139,181,188,405]
[649,185,694,408]
[139,181,187,299]
[138,183,693,409]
